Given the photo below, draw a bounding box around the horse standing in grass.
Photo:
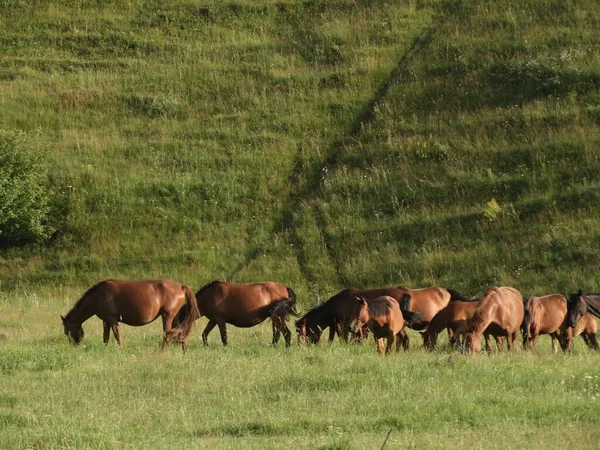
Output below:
[560,312,599,351]
[522,294,567,353]
[296,286,463,346]
[420,299,502,351]
[463,286,524,354]
[349,296,412,355]
[61,279,200,352]
[183,281,297,347]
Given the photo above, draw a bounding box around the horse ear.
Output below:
[60,315,65,322]
[578,289,583,296]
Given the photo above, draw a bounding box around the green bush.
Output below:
[0,130,52,245]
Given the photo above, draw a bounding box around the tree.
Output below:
[0,130,52,245]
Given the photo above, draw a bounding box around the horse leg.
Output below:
[328,323,336,343]
[507,332,516,352]
[386,333,395,356]
[550,332,559,353]
[376,337,385,355]
[271,317,281,347]
[103,321,110,344]
[111,324,122,347]
[281,322,292,348]
[217,321,228,346]
[202,320,217,346]
[483,333,492,353]
[588,333,599,351]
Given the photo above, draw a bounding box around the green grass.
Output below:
[1,298,600,449]
[2,0,600,447]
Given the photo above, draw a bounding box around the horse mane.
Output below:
[446,288,469,302]
[296,301,330,327]
[65,280,107,320]
[467,309,485,334]
[367,297,392,318]
[195,280,221,296]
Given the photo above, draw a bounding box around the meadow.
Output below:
[1,0,600,448]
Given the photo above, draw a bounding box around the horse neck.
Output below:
[66,295,96,325]
[468,309,492,336]
[584,295,600,319]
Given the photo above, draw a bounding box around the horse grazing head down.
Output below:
[295,318,322,344]
[349,297,369,334]
[566,290,586,328]
[61,315,84,344]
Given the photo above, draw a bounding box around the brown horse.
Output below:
[349,296,405,355]
[559,313,599,351]
[463,286,524,354]
[420,299,502,351]
[61,279,200,352]
[296,286,459,346]
[186,281,297,347]
[521,294,567,352]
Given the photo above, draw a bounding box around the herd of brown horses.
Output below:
[61,279,600,355]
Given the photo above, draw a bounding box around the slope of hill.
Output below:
[1,0,599,303]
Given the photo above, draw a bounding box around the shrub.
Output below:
[0,130,52,245]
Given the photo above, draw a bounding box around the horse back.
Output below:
[367,296,404,336]
[396,286,451,323]
[198,281,290,327]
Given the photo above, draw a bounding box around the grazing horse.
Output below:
[61,279,200,352]
[559,313,599,351]
[349,296,407,355]
[420,299,502,351]
[522,294,567,353]
[398,287,467,330]
[185,281,298,347]
[296,286,462,346]
[463,286,524,354]
[566,290,600,328]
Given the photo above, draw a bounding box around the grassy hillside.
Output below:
[2,0,600,448]
[2,0,600,303]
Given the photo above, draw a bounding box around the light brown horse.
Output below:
[463,286,524,354]
[349,296,405,355]
[61,279,200,352]
[559,313,599,351]
[522,294,567,352]
[420,300,503,351]
[398,287,467,330]
[187,281,297,347]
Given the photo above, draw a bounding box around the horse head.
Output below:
[566,289,586,328]
[349,297,369,333]
[462,332,481,354]
[61,315,84,344]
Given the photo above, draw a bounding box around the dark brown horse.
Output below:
[61,279,200,352]
[349,296,406,355]
[296,286,459,345]
[566,290,600,328]
[521,294,567,352]
[184,281,297,347]
[560,313,599,351]
[463,286,524,354]
[295,287,420,345]
[420,299,502,351]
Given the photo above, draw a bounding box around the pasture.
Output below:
[2,0,600,448]
[1,294,600,450]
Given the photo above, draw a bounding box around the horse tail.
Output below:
[446,288,469,302]
[522,310,532,346]
[399,293,423,326]
[171,286,200,342]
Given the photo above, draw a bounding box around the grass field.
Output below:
[2,0,600,448]
[1,297,600,450]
